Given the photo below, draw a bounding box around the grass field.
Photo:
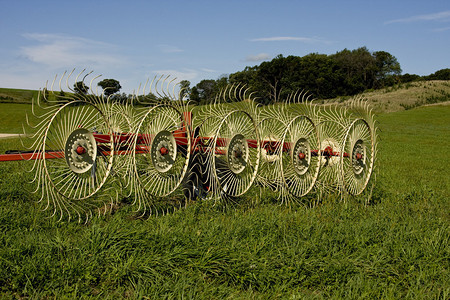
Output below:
[329,80,450,113]
[0,103,45,134]
[0,102,449,298]
[0,88,40,104]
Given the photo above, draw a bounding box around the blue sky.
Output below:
[1,0,449,93]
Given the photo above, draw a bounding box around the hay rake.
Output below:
[0,70,377,221]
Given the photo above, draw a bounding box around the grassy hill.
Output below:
[0,88,40,104]
[328,80,450,113]
[1,80,450,113]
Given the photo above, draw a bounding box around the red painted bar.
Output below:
[0,151,64,161]
[1,127,351,162]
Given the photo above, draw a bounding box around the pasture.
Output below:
[0,102,448,298]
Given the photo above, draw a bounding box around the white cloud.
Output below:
[432,26,450,32]
[385,10,450,24]
[157,44,184,53]
[153,69,198,81]
[200,68,216,73]
[250,36,322,43]
[245,53,271,62]
[20,33,127,69]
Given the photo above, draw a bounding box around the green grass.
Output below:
[0,103,47,134]
[0,105,449,298]
[376,105,450,198]
[0,88,40,104]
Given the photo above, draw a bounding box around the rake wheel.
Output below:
[316,119,346,192]
[257,117,286,188]
[108,103,136,176]
[42,100,114,201]
[211,110,260,197]
[133,105,191,197]
[341,118,375,195]
[281,115,321,198]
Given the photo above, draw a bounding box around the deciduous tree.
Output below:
[74,81,89,95]
[98,79,122,96]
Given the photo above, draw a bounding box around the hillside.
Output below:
[328,80,450,113]
[1,80,450,113]
[0,88,40,104]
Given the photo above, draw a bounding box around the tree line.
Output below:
[186,47,448,104]
[75,47,450,105]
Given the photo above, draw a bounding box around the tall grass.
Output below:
[0,105,449,298]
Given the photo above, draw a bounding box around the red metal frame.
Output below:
[0,112,351,162]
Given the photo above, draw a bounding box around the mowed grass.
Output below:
[376,105,450,198]
[0,105,449,298]
[0,103,48,134]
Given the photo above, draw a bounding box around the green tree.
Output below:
[373,51,402,87]
[195,79,217,104]
[426,68,450,80]
[179,80,191,100]
[400,73,421,83]
[189,86,200,104]
[229,67,258,99]
[216,74,229,95]
[286,53,343,99]
[332,47,377,93]
[98,79,122,96]
[221,47,404,102]
[229,66,257,87]
[256,54,287,103]
[74,81,89,95]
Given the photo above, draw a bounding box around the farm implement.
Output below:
[0,71,377,221]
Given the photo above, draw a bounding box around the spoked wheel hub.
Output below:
[64,128,97,174]
[227,133,249,174]
[151,130,177,173]
[292,137,310,176]
[351,139,365,176]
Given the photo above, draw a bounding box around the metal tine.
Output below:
[65,69,76,93]
[44,186,56,219]
[31,90,58,119]
[29,157,44,190]
[233,83,240,101]
[36,172,48,208]
[27,106,58,131]
[158,75,169,100]
[66,68,79,93]
[169,77,179,101]
[41,71,66,105]
[57,70,67,95]
[141,78,148,97]
[163,75,175,100]
[154,74,165,99]
[89,74,102,96]
[148,75,158,98]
